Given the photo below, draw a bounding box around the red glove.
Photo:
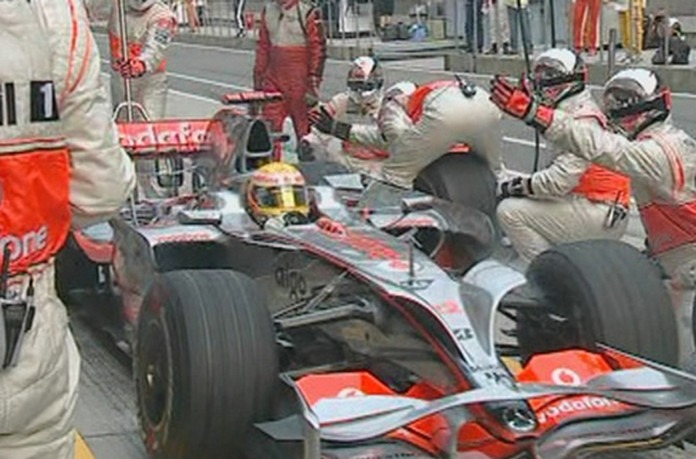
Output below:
[490,75,554,131]
[316,217,347,236]
[116,58,147,78]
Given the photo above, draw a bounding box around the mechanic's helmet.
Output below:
[602,68,672,139]
[532,48,587,107]
[245,162,310,227]
[127,0,156,11]
[347,56,385,106]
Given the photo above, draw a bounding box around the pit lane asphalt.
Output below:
[93,34,696,174]
[75,37,696,458]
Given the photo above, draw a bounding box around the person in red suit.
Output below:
[254,0,327,139]
[573,0,601,54]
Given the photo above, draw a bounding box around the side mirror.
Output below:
[155,157,185,189]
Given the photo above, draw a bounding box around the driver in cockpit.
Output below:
[243,161,346,234]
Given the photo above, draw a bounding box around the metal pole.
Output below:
[117,0,134,121]
[355,1,361,55]
[516,0,541,172]
[598,4,604,63]
[548,0,556,47]
[608,27,617,78]
[472,0,479,71]
[327,0,334,46]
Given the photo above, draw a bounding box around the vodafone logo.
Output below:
[337,388,365,398]
[551,368,582,386]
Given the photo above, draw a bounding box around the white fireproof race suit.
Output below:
[544,111,696,364]
[0,2,135,458]
[108,0,177,119]
[497,90,631,263]
[346,80,504,189]
[306,91,388,174]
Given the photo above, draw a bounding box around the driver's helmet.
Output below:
[602,68,672,139]
[347,56,385,107]
[127,0,156,11]
[532,48,587,107]
[245,162,310,226]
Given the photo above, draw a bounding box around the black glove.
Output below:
[498,177,533,199]
[309,106,352,141]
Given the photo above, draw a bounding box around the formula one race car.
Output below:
[57,92,696,459]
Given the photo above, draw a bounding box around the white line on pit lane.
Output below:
[94,34,696,100]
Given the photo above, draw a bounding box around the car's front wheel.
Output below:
[134,269,278,459]
[517,240,678,366]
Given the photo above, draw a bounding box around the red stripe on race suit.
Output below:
[0,148,71,275]
[640,200,696,255]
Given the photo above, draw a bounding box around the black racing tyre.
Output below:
[413,152,497,226]
[518,240,678,366]
[135,269,278,459]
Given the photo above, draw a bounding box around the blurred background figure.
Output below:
[485,0,511,54]
[573,0,601,54]
[234,0,247,37]
[505,0,532,55]
[465,0,485,52]
[652,16,691,65]
[185,0,199,31]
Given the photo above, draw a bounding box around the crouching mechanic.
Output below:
[490,67,696,364]
[310,78,505,189]
[108,0,177,119]
[1,1,134,457]
[497,49,631,264]
[304,56,388,173]
[244,162,346,234]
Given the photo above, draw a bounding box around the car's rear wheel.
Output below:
[134,269,278,459]
[516,240,678,366]
[414,152,497,227]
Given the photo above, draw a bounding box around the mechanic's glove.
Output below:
[309,106,352,141]
[497,176,533,199]
[297,139,316,161]
[116,58,147,78]
[316,217,347,236]
[489,75,554,131]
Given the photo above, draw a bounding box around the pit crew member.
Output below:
[108,0,177,119]
[304,56,388,172]
[310,78,505,189]
[254,0,327,138]
[0,1,134,457]
[496,49,631,263]
[490,67,696,364]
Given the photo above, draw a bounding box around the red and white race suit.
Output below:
[254,0,326,138]
[498,90,632,262]
[108,0,177,119]
[545,109,696,363]
[306,91,388,174]
[348,80,503,189]
[0,2,134,458]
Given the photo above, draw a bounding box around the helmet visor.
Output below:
[348,79,383,93]
[253,185,308,210]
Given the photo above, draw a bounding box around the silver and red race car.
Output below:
[58,91,696,459]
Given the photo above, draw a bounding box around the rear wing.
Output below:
[117,119,211,158]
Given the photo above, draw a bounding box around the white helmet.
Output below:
[127,0,156,11]
[347,56,385,107]
[532,48,587,107]
[602,68,672,139]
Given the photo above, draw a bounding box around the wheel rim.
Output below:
[138,319,170,428]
